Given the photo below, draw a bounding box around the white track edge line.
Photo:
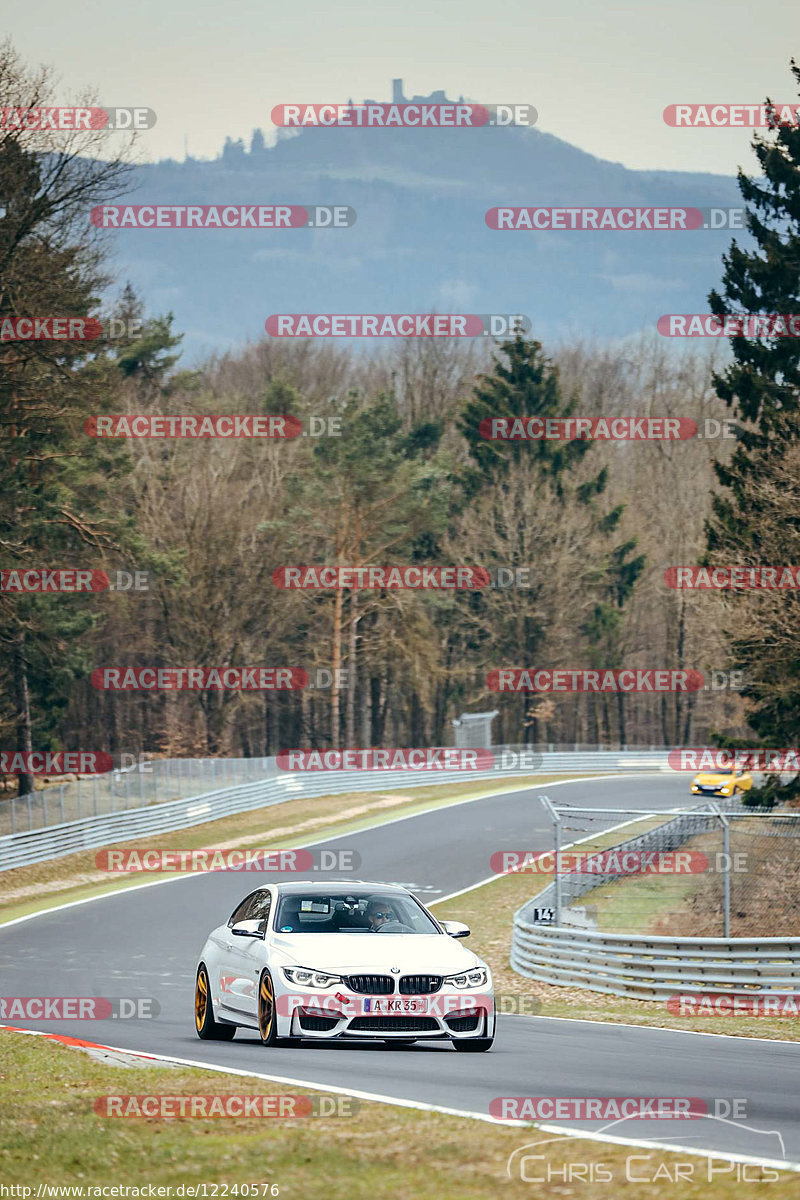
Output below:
[430,814,800,1048]
[3,1025,797,1172]
[503,1010,800,1047]
[0,773,660,930]
[6,776,796,1046]
[429,811,651,905]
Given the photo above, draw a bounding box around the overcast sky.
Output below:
[7,0,800,174]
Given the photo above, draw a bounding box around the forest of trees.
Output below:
[3,42,800,790]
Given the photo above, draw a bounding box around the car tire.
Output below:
[257,968,280,1045]
[195,964,236,1040]
[452,1037,494,1052]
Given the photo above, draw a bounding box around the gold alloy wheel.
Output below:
[195,967,209,1032]
[258,971,275,1042]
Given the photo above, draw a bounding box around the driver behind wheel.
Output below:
[366,898,397,931]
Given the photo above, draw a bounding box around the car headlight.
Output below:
[720,787,731,795]
[282,967,343,988]
[443,967,489,989]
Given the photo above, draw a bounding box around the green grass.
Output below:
[0,775,571,926]
[582,870,705,933]
[432,834,800,1042]
[2,795,798,1192]
[1,1032,795,1196]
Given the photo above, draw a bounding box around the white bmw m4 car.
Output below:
[194,880,495,1050]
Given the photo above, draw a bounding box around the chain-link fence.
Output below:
[0,757,273,836]
[683,810,800,937]
[0,745,677,838]
[527,799,800,938]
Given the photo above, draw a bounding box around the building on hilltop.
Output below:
[390,78,464,105]
[224,81,469,162]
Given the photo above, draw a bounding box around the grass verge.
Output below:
[0,1031,794,1195]
[583,817,800,938]
[432,824,800,1042]
[0,775,565,926]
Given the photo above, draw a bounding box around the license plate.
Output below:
[362,997,428,1014]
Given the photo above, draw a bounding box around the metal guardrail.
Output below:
[0,756,274,836]
[0,748,676,837]
[0,749,674,873]
[518,804,730,920]
[0,779,283,873]
[511,800,800,998]
[510,924,800,999]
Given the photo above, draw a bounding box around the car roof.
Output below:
[271,880,410,895]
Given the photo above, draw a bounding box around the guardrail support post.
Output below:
[722,816,731,938]
[708,803,730,937]
[539,795,562,925]
[554,819,562,925]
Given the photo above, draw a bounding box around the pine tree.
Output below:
[111,283,183,387]
[458,333,592,494]
[0,43,142,795]
[706,61,800,753]
[457,334,644,743]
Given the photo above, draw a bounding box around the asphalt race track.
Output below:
[2,774,799,1167]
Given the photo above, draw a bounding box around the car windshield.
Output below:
[273,892,441,934]
[715,768,733,775]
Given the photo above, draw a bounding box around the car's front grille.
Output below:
[400,974,442,995]
[348,1016,440,1033]
[298,1012,339,1032]
[346,974,395,994]
[445,1012,482,1032]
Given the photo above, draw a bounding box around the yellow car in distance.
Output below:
[690,766,753,797]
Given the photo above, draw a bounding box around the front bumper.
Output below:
[284,992,495,1040]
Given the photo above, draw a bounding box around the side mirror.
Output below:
[231,919,265,938]
[441,920,470,939]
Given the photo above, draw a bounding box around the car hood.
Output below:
[268,932,483,974]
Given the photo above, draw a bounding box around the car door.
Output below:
[217,889,272,1020]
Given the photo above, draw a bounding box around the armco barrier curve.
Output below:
[515,804,727,916]
[510,924,800,999]
[0,749,673,872]
[511,801,800,999]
